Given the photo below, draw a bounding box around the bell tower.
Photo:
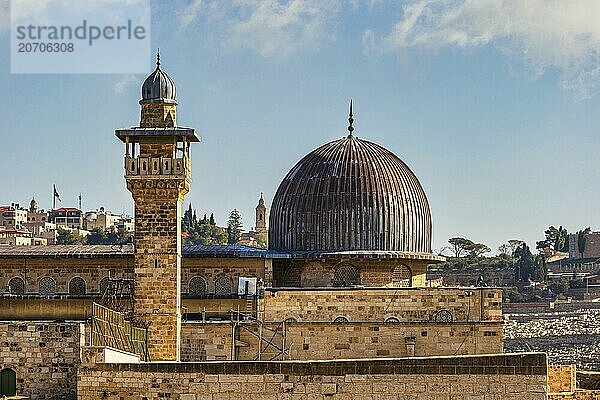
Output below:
[115,52,200,361]
[255,193,268,234]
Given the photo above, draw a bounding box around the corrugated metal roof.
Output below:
[0,244,133,258]
[0,244,443,261]
[268,250,445,261]
[183,244,268,258]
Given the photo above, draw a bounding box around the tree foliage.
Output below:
[448,237,474,257]
[85,227,129,245]
[56,228,84,245]
[576,227,591,258]
[498,239,524,257]
[227,209,243,244]
[182,205,227,245]
[539,225,569,252]
[447,237,490,258]
[513,243,546,282]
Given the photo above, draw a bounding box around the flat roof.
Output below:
[115,127,200,142]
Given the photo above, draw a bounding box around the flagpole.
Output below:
[53,184,55,211]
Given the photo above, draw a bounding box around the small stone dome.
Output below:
[141,51,176,103]
[269,134,432,253]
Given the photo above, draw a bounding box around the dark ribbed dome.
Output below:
[269,135,432,253]
[141,57,176,103]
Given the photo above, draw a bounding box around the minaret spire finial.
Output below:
[156,48,160,67]
[347,99,354,137]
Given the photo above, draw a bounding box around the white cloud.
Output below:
[179,0,343,58]
[178,0,202,28]
[113,74,138,94]
[367,0,600,99]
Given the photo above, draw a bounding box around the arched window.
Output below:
[283,266,301,287]
[384,316,400,323]
[214,276,232,297]
[8,277,25,295]
[332,264,360,287]
[1,368,17,397]
[69,277,86,296]
[284,317,298,324]
[99,277,110,295]
[392,265,412,287]
[333,316,349,323]
[435,310,453,323]
[38,277,56,296]
[188,276,207,297]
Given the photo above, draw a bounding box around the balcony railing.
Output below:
[124,155,191,178]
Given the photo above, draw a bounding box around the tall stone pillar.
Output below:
[115,53,200,361]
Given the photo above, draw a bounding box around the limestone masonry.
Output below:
[1,54,596,400]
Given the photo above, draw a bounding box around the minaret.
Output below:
[255,193,268,234]
[29,197,37,213]
[115,51,200,361]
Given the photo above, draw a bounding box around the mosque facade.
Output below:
[0,56,562,399]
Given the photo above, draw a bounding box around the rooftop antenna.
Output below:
[347,99,354,138]
[78,193,82,211]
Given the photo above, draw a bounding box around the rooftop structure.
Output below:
[269,104,432,256]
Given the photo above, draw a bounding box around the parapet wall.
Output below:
[0,321,83,400]
[180,320,503,361]
[261,287,502,323]
[77,353,548,399]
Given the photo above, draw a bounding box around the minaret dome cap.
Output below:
[140,49,177,104]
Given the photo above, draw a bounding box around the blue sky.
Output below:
[0,0,599,254]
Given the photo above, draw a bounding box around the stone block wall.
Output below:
[0,321,83,400]
[180,323,232,361]
[183,258,267,296]
[0,256,267,299]
[273,259,428,288]
[76,353,548,399]
[140,102,177,128]
[548,365,576,393]
[180,321,502,361]
[129,182,184,361]
[281,322,502,359]
[0,258,134,296]
[261,287,502,323]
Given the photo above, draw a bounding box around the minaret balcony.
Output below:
[124,155,191,180]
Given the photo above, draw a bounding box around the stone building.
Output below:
[51,207,84,229]
[0,55,588,399]
[0,205,27,229]
[24,198,55,238]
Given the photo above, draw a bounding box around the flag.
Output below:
[53,185,61,202]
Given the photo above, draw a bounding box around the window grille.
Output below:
[38,277,56,296]
[392,265,412,287]
[69,277,86,296]
[189,276,207,297]
[332,264,360,287]
[99,277,110,295]
[283,266,301,287]
[435,310,453,323]
[214,276,232,296]
[8,277,25,295]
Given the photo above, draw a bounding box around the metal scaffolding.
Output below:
[229,309,289,361]
[91,277,150,361]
